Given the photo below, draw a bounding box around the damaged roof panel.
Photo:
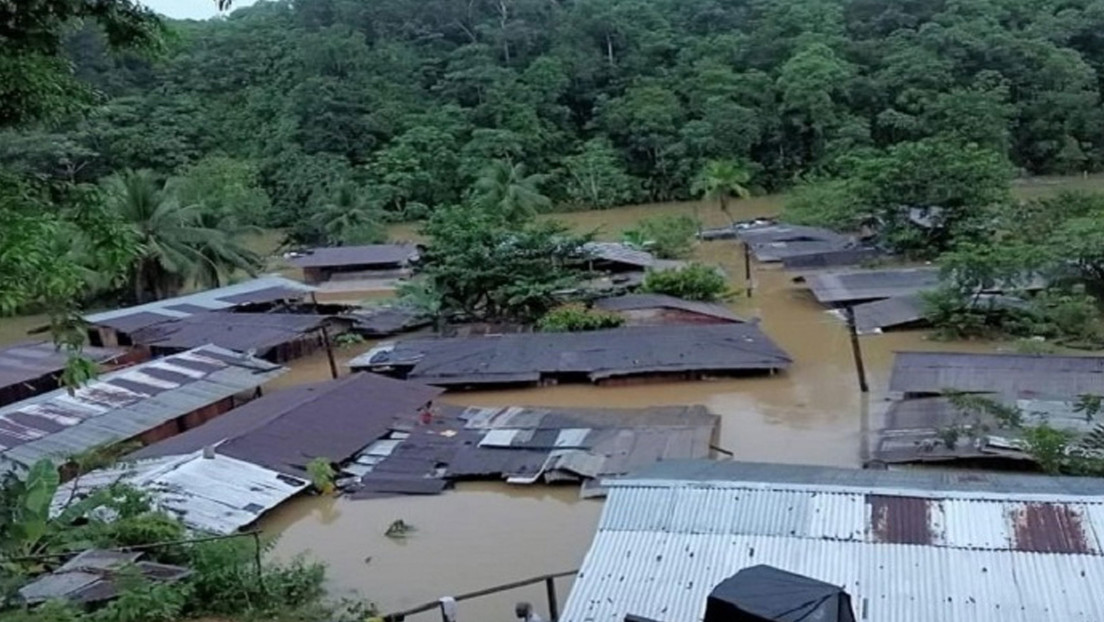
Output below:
[0,342,126,398]
[51,451,308,534]
[0,346,284,473]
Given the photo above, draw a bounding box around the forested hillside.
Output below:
[11,0,1104,229]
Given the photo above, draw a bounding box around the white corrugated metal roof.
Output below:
[0,346,285,472]
[84,275,315,324]
[52,451,308,534]
[562,468,1104,622]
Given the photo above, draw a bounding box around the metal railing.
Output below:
[382,569,578,622]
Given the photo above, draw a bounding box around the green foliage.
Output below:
[621,215,699,260]
[294,182,386,247]
[90,572,190,622]
[782,178,863,230]
[640,263,730,302]
[418,206,590,322]
[559,138,639,209]
[537,305,624,332]
[691,160,752,223]
[333,332,366,349]
[1022,424,1075,475]
[13,0,1104,216]
[103,168,263,301]
[305,457,336,494]
[470,160,551,221]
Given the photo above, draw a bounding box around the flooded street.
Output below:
[262,197,1005,619]
[0,193,1025,620]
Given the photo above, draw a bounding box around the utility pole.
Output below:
[743,241,753,297]
[844,305,868,393]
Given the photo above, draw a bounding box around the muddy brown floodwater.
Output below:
[262,196,1008,621]
[0,191,1039,621]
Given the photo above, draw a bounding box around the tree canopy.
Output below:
[7,0,1104,224]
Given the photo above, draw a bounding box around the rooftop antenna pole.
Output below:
[844,305,869,393]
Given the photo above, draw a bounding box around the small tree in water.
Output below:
[691,160,751,224]
[640,263,732,302]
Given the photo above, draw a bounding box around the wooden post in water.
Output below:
[320,325,338,380]
[844,305,869,393]
[545,577,559,621]
[743,241,753,297]
[310,291,339,380]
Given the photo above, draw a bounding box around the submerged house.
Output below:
[562,460,1104,622]
[736,224,855,263]
[350,324,791,389]
[84,275,317,347]
[0,342,140,408]
[127,372,443,477]
[287,244,419,286]
[592,294,745,326]
[128,312,353,363]
[350,403,719,499]
[869,351,1104,467]
[0,345,284,475]
[580,242,689,292]
[802,267,940,305]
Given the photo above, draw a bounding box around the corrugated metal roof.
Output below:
[130,312,335,355]
[736,224,855,263]
[804,267,940,304]
[84,276,316,331]
[889,351,1104,397]
[0,346,285,472]
[593,294,745,323]
[0,342,125,396]
[287,244,419,268]
[51,451,308,534]
[583,243,658,269]
[562,461,1104,622]
[349,325,792,387]
[781,247,884,271]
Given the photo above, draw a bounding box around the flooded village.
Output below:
[4,189,1104,621]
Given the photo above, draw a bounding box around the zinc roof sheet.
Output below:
[889,351,1104,397]
[804,267,940,304]
[51,451,308,534]
[84,276,316,331]
[0,346,285,472]
[130,312,332,354]
[562,461,1104,622]
[287,244,419,268]
[593,294,745,323]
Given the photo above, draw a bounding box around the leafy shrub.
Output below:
[640,263,731,302]
[621,215,699,259]
[537,305,625,332]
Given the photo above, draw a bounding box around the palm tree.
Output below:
[104,169,260,302]
[471,160,551,221]
[309,183,385,246]
[691,160,752,224]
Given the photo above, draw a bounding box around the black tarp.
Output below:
[704,566,856,622]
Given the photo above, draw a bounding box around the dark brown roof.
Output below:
[593,294,745,322]
[0,342,124,394]
[287,244,418,269]
[354,324,791,387]
[889,351,1104,397]
[127,373,444,475]
[130,312,336,355]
